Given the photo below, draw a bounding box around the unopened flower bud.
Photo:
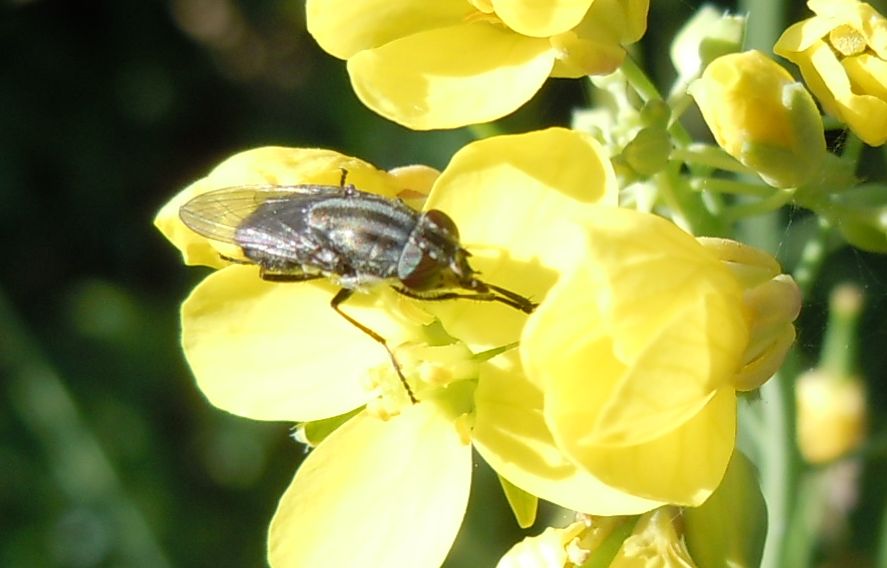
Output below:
[689,50,827,188]
[796,284,868,463]
[671,6,746,83]
[698,238,801,390]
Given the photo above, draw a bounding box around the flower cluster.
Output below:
[775,0,887,146]
[306,0,650,129]
[155,0,887,566]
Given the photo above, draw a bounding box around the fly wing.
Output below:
[178,184,342,244]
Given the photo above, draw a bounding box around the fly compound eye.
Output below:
[422,209,459,239]
[397,241,444,291]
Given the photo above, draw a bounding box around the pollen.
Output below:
[829,24,867,56]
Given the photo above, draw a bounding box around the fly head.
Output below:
[396,209,479,293]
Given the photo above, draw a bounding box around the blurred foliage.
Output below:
[1,0,886,567]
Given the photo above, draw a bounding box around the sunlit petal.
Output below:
[424,128,617,347]
[566,386,736,506]
[182,266,417,421]
[268,403,472,567]
[473,353,663,515]
[492,0,591,37]
[347,22,555,130]
[306,0,472,59]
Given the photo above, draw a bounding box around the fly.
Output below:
[178,171,536,402]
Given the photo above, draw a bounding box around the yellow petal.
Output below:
[473,353,663,515]
[774,18,836,53]
[522,209,745,504]
[524,208,747,391]
[268,403,472,567]
[182,266,416,421]
[423,128,617,348]
[154,147,392,266]
[844,54,887,99]
[306,0,473,59]
[347,22,555,129]
[492,0,591,37]
[549,31,626,77]
[548,0,650,77]
[566,386,736,506]
[806,43,887,146]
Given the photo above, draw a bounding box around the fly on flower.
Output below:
[178,171,536,402]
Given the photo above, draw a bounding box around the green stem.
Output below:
[840,132,864,166]
[0,289,171,568]
[467,123,504,140]
[739,0,786,50]
[620,57,726,235]
[792,217,831,297]
[820,283,863,377]
[672,144,757,176]
[621,56,692,147]
[879,501,887,568]
[757,353,801,568]
[689,177,775,198]
[723,189,796,221]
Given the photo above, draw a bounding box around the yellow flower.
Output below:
[796,369,867,463]
[157,129,675,567]
[520,210,799,506]
[498,514,645,567]
[796,283,868,463]
[688,50,827,188]
[774,0,887,146]
[610,508,697,567]
[496,520,589,568]
[306,0,649,129]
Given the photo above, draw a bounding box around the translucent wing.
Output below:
[178,184,343,244]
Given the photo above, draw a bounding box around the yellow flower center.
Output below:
[363,340,480,419]
[828,24,867,56]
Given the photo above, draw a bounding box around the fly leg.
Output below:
[258,271,323,283]
[331,288,418,404]
[392,286,537,314]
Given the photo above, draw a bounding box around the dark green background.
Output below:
[1,1,886,567]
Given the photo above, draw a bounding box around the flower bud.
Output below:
[688,50,827,188]
[796,284,868,463]
[828,183,887,253]
[671,5,746,83]
[774,0,887,146]
[684,451,767,568]
[796,370,868,463]
[697,238,801,391]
